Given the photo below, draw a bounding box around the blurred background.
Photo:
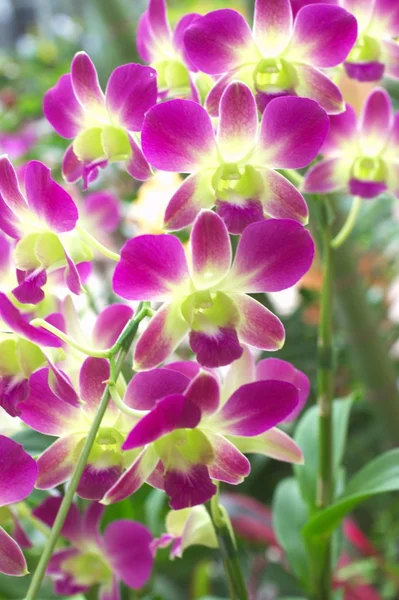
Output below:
[1,1,399,599]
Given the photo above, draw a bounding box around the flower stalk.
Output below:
[24,303,149,600]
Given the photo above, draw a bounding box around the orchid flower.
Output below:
[152,506,218,558]
[102,351,305,509]
[0,435,38,576]
[19,357,138,500]
[137,0,208,101]
[33,498,154,597]
[183,0,357,115]
[43,52,157,187]
[113,210,314,369]
[141,83,329,232]
[0,156,92,299]
[303,88,399,199]
[78,190,122,251]
[0,292,64,417]
[341,0,399,81]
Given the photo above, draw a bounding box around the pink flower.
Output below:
[303,88,399,199]
[183,0,357,115]
[141,83,328,232]
[113,211,314,369]
[0,435,37,576]
[33,498,154,597]
[43,52,157,187]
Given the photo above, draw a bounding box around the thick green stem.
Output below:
[24,305,148,600]
[316,201,335,600]
[209,491,248,600]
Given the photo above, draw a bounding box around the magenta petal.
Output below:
[0,192,20,238]
[184,9,256,75]
[141,99,216,172]
[102,447,159,504]
[20,369,78,435]
[258,96,329,168]
[217,82,258,161]
[228,219,315,292]
[62,144,84,184]
[163,172,212,231]
[173,13,201,70]
[205,72,235,117]
[147,0,171,38]
[137,13,154,63]
[349,178,387,199]
[43,73,85,138]
[234,294,285,351]
[381,40,399,79]
[294,64,345,115]
[24,161,78,233]
[125,368,190,410]
[261,168,308,224]
[232,427,304,464]
[0,377,29,418]
[207,433,250,484]
[359,88,393,153]
[216,198,264,235]
[165,464,217,509]
[47,548,79,576]
[321,103,357,154]
[344,60,385,82]
[103,520,154,589]
[191,211,231,288]
[99,579,120,600]
[84,191,122,233]
[82,502,105,543]
[184,370,220,414]
[165,361,201,379]
[123,394,201,450]
[105,64,157,131]
[374,0,399,36]
[256,358,310,420]
[47,361,79,407]
[71,51,105,111]
[218,380,298,436]
[113,234,189,301]
[254,0,293,54]
[189,327,244,368]
[92,304,133,350]
[36,434,81,489]
[0,293,62,347]
[77,464,122,500]
[63,250,82,295]
[125,135,152,181]
[12,269,47,305]
[0,155,26,214]
[0,527,27,576]
[0,435,37,506]
[133,302,189,371]
[289,4,357,67]
[32,496,82,543]
[79,357,110,414]
[303,158,349,194]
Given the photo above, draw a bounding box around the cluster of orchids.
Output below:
[1,0,399,599]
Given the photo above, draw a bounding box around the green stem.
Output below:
[331,196,361,249]
[208,490,248,600]
[316,199,334,600]
[24,305,148,600]
[76,223,120,262]
[30,318,111,358]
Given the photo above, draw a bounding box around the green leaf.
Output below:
[272,478,310,585]
[12,428,53,456]
[294,397,353,507]
[304,448,399,538]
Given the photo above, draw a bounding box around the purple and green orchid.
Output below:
[0,435,37,576]
[137,0,208,101]
[33,498,154,598]
[183,0,357,115]
[44,52,157,187]
[113,210,314,369]
[303,87,399,199]
[0,156,92,300]
[141,83,329,232]
[102,349,306,509]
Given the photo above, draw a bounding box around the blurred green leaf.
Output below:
[12,429,53,456]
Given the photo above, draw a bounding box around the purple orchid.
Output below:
[0,156,91,300]
[43,52,157,187]
[113,210,314,370]
[341,0,399,81]
[19,355,138,501]
[137,0,203,101]
[141,84,329,232]
[303,87,399,199]
[102,351,304,509]
[33,498,154,597]
[0,292,64,417]
[0,435,38,576]
[183,0,357,115]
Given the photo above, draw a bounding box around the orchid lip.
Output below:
[351,156,387,182]
[253,58,298,93]
[347,34,381,63]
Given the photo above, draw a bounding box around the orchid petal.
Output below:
[253,0,293,56]
[165,464,217,509]
[191,211,231,289]
[234,294,285,351]
[84,191,121,233]
[189,326,244,368]
[0,435,37,506]
[261,168,308,224]
[321,103,358,155]
[206,433,250,484]
[0,155,26,214]
[125,135,152,181]
[113,234,189,301]
[147,0,171,39]
[230,427,304,463]
[82,502,105,543]
[36,434,83,489]
[142,99,217,172]
[102,446,159,504]
[359,88,393,155]
[163,172,214,231]
[125,368,190,410]
[184,370,220,414]
[381,40,399,79]
[303,158,350,194]
[32,497,82,543]
[71,51,105,112]
[173,13,201,70]
[217,82,258,162]
[79,357,111,416]
[99,579,120,600]
[77,464,123,501]
[43,73,85,138]
[225,219,314,293]
[0,527,27,576]
[222,346,256,400]
[92,304,133,350]
[294,64,345,115]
